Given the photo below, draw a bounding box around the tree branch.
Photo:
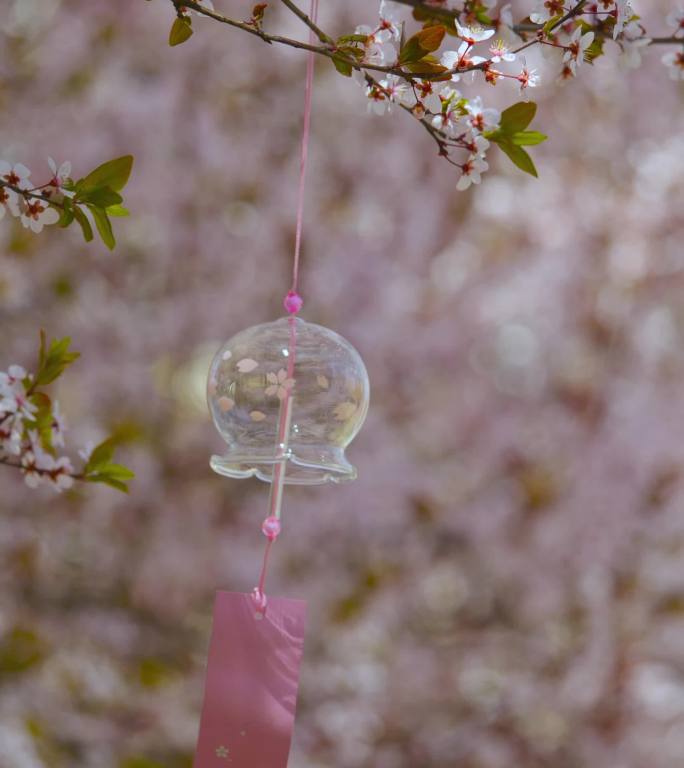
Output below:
[170,0,414,78]
[279,0,332,44]
[389,0,682,46]
[0,180,65,209]
[0,456,83,482]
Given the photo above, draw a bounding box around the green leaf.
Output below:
[77,155,134,194]
[72,205,93,242]
[86,204,115,251]
[336,33,368,44]
[494,138,539,177]
[25,392,55,453]
[84,436,134,494]
[417,24,446,52]
[398,24,446,65]
[398,35,426,65]
[107,204,130,217]
[79,186,123,207]
[86,464,135,493]
[84,437,117,473]
[404,59,448,75]
[331,54,353,77]
[35,333,80,387]
[169,15,193,46]
[498,101,538,133]
[57,198,74,228]
[511,130,548,146]
[542,14,564,36]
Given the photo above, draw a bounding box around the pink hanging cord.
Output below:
[253,0,318,615]
[290,0,319,300]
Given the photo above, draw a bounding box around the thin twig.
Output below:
[0,180,65,209]
[0,457,84,481]
[279,0,332,44]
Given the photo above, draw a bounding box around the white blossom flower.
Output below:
[488,39,516,63]
[0,364,27,394]
[454,21,495,44]
[21,450,43,488]
[614,0,633,39]
[463,132,491,157]
[0,415,23,456]
[19,197,59,233]
[21,447,75,492]
[378,0,403,42]
[0,161,31,190]
[456,156,489,190]
[441,49,463,81]
[619,21,651,69]
[47,157,71,187]
[48,456,75,491]
[51,401,67,448]
[431,89,465,136]
[466,97,500,133]
[662,50,684,80]
[666,5,684,32]
[265,368,295,400]
[518,56,541,94]
[442,43,486,82]
[78,441,95,463]
[366,82,389,115]
[414,80,446,113]
[563,28,594,69]
[356,25,397,66]
[0,185,20,219]
[0,367,36,421]
[530,0,567,25]
[44,157,75,202]
[384,74,412,106]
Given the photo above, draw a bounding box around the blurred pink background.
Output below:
[1,1,684,766]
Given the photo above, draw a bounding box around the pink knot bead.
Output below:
[262,515,282,541]
[283,290,303,314]
[251,587,268,615]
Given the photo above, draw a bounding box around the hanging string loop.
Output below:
[254,0,319,615]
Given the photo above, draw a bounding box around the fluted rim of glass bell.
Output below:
[209,446,358,486]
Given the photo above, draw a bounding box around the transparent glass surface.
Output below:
[207,317,370,485]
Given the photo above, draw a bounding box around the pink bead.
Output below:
[262,515,282,541]
[283,290,303,314]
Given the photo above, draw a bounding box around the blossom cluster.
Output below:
[0,336,134,494]
[2,1,683,765]
[343,0,683,188]
[0,158,67,233]
[354,3,534,190]
[0,154,133,250]
[662,5,684,78]
[0,364,75,491]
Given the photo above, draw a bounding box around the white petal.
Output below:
[41,207,59,226]
[13,163,31,179]
[237,358,258,373]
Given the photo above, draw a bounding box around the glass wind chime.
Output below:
[194,2,369,765]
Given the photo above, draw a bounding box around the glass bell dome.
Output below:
[207,317,370,485]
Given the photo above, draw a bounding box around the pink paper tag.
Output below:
[193,591,307,768]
